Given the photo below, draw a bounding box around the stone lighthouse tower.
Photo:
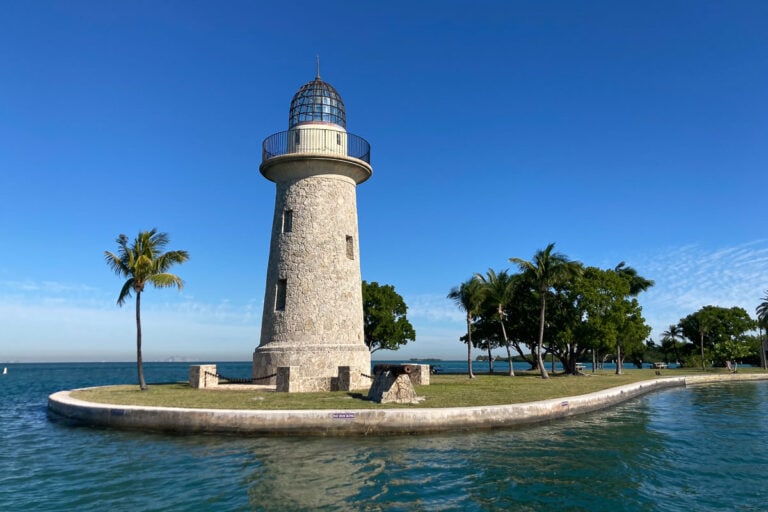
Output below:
[253,71,372,392]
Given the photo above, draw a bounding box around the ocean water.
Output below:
[2,362,767,511]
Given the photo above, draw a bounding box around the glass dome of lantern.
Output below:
[288,74,346,130]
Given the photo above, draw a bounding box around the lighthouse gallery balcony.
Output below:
[262,128,371,164]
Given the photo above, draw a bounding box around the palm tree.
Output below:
[756,291,768,369]
[757,291,768,324]
[510,243,581,379]
[448,278,485,379]
[693,310,717,371]
[105,229,189,390]
[661,324,683,364]
[475,269,516,376]
[614,262,655,296]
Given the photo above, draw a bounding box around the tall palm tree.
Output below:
[661,324,683,364]
[693,309,717,371]
[475,269,516,376]
[510,243,581,379]
[105,229,189,390]
[448,278,485,379]
[756,291,768,369]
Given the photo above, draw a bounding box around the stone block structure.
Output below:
[368,366,420,404]
[189,365,218,389]
[408,364,431,386]
[253,71,373,392]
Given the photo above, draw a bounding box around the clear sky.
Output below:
[2,1,767,362]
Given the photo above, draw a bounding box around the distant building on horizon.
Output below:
[252,70,372,392]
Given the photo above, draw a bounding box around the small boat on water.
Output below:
[2,367,7,375]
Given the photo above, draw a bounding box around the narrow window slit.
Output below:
[275,279,287,311]
[346,235,354,260]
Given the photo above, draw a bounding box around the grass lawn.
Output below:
[69,367,764,410]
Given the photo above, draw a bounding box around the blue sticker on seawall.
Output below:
[332,412,355,419]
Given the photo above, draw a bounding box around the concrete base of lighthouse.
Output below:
[253,344,370,392]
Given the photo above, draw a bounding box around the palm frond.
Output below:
[155,250,190,273]
[106,229,188,302]
[104,250,129,276]
[149,273,184,289]
[757,290,768,324]
[116,278,134,306]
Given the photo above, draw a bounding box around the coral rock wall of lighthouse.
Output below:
[253,156,371,391]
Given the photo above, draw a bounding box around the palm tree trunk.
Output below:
[537,294,549,379]
[615,341,622,375]
[466,314,475,379]
[700,331,706,370]
[487,345,494,373]
[500,323,515,377]
[504,343,514,376]
[136,291,147,390]
[499,306,515,376]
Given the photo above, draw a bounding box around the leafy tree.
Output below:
[562,266,627,374]
[680,307,718,369]
[448,278,485,379]
[474,269,517,376]
[105,229,189,390]
[510,243,582,379]
[362,281,416,354]
[611,263,654,374]
[618,305,652,370]
[679,306,755,369]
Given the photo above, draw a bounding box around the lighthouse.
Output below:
[253,71,372,392]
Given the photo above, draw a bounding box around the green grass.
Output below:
[70,367,764,410]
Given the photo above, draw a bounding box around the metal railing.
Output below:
[262,128,371,164]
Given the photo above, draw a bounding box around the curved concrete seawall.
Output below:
[48,374,768,436]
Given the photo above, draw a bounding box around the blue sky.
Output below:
[1,1,767,362]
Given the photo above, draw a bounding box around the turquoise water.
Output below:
[2,362,767,511]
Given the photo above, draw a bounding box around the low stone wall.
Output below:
[191,364,371,392]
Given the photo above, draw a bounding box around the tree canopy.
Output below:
[679,305,755,367]
[362,281,415,353]
[451,245,656,376]
[510,243,582,379]
[448,242,763,375]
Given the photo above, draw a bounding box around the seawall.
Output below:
[48,373,768,436]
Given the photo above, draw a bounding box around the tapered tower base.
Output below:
[253,343,370,392]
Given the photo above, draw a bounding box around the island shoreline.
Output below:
[48,373,768,436]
